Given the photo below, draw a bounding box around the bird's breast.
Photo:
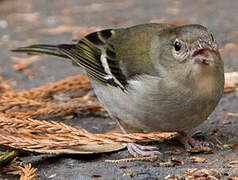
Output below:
[91,73,223,132]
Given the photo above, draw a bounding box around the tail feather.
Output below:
[11,44,68,58]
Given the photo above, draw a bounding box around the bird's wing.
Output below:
[59,23,175,90]
[58,29,127,90]
[11,23,175,91]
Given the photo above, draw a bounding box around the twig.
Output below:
[0,115,178,154]
[105,155,158,163]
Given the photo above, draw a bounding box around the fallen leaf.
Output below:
[228,161,238,168]
[190,156,206,163]
[12,56,42,71]
[230,144,238,150]
[220,119,232,125]
[232,31,238,37]
[123,173,134,177]
[224,43,238,54]
[91,175,102,178]
[0,77,14,92]
[173,148,183,154]
[48,173,57,178]
[19,163,38,180]
[22,69,36,79]
[152,163,160,167]
[224,72,238,93]
[183,168,221,179]
[164,174,172,179]
[224,83,237,93]
[11,56,42,79]
[105,155,157,163]
[228,177,238,180]
[226,113,238,117]
[160,157,184,167]
[119,166,127,169]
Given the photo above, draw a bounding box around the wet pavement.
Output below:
[0,0,237,179]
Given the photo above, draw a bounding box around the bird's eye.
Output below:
[174,41,181,51]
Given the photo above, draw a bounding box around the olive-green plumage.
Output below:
[12,23,224,157]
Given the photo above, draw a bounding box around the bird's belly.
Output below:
[90,76,220,132]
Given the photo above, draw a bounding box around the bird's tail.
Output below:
[11,44,68,59]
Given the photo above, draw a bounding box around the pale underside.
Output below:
[90,70,220,133]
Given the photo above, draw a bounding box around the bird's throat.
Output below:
[195,72,216,96]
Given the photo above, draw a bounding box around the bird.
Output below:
[12,23,224,157]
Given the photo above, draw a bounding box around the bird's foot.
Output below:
[177,132,212,153]
[115,117,161,158]
[124,143,161,157]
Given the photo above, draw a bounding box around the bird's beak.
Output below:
[192,41,215,66]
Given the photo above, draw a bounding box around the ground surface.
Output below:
[0,0,237,179]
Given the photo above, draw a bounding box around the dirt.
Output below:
[0,0,237,179]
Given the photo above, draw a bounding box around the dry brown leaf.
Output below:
[10,75,91,101]
[232,31,238,37]
[48,173,57,178]
[1,160,37,180]
[6,103,103,119]
[228,177,238,180]
[224,72,238,93]
[12,56,42,79]
[23,69,36,79]
[0,114,177,154]
[225,72,238,85]
[0,76,14,93]
[228,161,238,168]
[224,83,237,93]
[160,157,184,167]
[220,119,232,125]
[226,113,238,117]
[105,155,157,163]
[183,168,221,179]
[190,156,206,163]
[229,144,238,150]
[19,164,37,180]
[11,56,42,68]
[1,162,22,175]
[224,43,238,54]
[91,174,102,178]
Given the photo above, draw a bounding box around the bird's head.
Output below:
[152,24,224,86]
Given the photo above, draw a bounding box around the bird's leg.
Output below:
[177,131,212,153]
[115,118,161,157]
[83,89,96,98]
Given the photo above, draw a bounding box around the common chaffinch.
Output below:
[12,23,224,157]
